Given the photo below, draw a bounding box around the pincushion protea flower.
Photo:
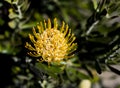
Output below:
[25,18,77,64]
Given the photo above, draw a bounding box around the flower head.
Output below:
[25,18,77,64]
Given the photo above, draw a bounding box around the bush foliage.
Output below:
[0,0,120,88]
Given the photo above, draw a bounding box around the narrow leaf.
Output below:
[107,64,120,75]
[95,60,102,74]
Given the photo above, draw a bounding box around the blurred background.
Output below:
[0,0,120,88]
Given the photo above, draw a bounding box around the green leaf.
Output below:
[35,63,63,78]
[77,71,91,80]
[107,64,120,75]
[92,0,98,10]
[95,60,102,74]
[5,0,12,3]
[66,67,77,81]
[66,67,91,81]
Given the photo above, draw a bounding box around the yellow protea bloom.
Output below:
[25,18,77,64]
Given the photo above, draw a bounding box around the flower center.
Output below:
[36,28,68,62]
